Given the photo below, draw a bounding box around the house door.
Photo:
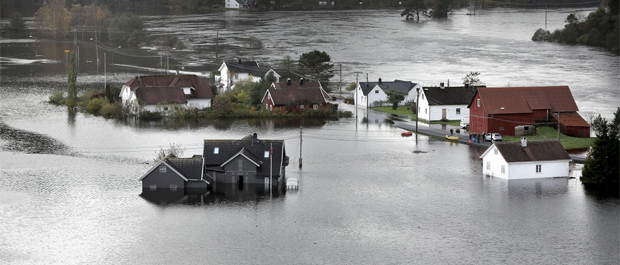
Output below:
[442,108,447,120]
[237,176,244,190]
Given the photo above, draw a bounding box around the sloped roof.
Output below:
[124,75,213,99]
[273,80,322,90]
[359,80,417,96]
[472,86,579,115]
[203,137,286,177]
[225,63,278,78]
[492,140,571,163]
[267,87,328,105]
[134,86,188,105]
[552,112,590,127]
[166,157,203,180]
[422,86,478,106]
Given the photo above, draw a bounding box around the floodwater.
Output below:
[0,7,618,264]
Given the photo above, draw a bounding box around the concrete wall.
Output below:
[141,164,186,190]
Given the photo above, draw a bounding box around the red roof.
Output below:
[472,86,579,114]
[552,112,590,127]
[134,87,188,105]
[492,140,571,163]
[124,75,213,99]
[266,87,328,105]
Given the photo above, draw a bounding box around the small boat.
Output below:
[446,135,459,140]
[401,131,413,137]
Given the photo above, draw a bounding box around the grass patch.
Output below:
[372,106,416,119]
[430,120,460,126]
[503,126,594,150]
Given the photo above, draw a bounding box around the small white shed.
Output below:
[480,138,571,180]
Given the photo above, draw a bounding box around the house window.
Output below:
[486,162,490,170]
[456,108,461,114]
[313,104,318,110]
[501,165,505,174]
[375,90,379,93]
[499,126,504,131]
[159,165,166,173]
[238,160,243,168]
[524,126,529,131]
[266,104,269,110]
[170,184,177,191]
[164,107,169,111]
[264,151,270,158]
[270,105,273,111]
[214,147,219,154]
[149,185,157,191]
[425,108,427,114]
[300,105,304,109]
[494,149,498,155]
[421,94,425,100]
[536,165,542,173]
[234,74,239,80]
[477,99,481,107]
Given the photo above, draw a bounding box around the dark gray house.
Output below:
[139,134,288,192]
[139,155,208,191]
[203,134,288,191]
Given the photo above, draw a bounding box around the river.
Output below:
[0,7,618,264]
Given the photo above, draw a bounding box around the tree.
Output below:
[212,94,233,113]
[154,143,185,162]
[32,0,72,39]
[429,0,451,18]
[386,91,406,110]
[581,108,620,191]
[107,12,144,47]
[6,12,27,37]
[280,55,295,78]
[401,0,428,22]
[462,71,482,87]
[345,82,357,91]
[71,4,111,40]
[66,52,78,108]
[298,50,335,92]
[105,84,114,103]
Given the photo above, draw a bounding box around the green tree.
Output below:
[429,0,451,18]
[105,84,114,103]
[401,0,428,22]
[462,71,482,87]
[107,12,144,47]
[345,82,357,91]
[66,52,78,108]
[581,108,620,191]
[386,91,405,110]
[298,50,335,92]
[6,12,27,37]
[280,55,295,78]
[212,94,233,113]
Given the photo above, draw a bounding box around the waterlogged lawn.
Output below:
[373,106,416,119]
[503,126,594,150]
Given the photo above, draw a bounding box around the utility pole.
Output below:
[299,126,303,168]
[557,112,561,141]
[270,142,273,198]
[216,29,219,62]
[339,63,342,102]
[104,53,106,90]
[415,87,420,140]
[545,3,548,31]
[355,72,360,128]
[95,33,99,74]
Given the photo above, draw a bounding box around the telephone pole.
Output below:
[339,63,342,102]
[299,126,303,168]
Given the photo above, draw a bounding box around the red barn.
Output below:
[467,86,590,138]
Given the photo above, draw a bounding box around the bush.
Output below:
[99,102,122,118]
[140,110,163,120]
[86,98,106,115]
[338,111,353,118]
[49,91,65,105]
[532,28,551,41]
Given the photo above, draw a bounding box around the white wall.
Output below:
[417,90,430,121]
[508,161,570,179]
[429,104,469,121]
[187,99,211,109]
[225,0,240,8]
[482,146,508,178]
[357,83,420,108]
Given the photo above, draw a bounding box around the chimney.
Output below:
[440,82,445,89]
[521,137,527,148]
[287,78,291,86]
[447,79,450,87]
[378,78,382,84]
[252,133,258,145]
[465,83,469,89]
[299,78,304,86]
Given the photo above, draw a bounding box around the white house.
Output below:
[225,0,247,9]
[417,84,478,122]
[480,139,571,180]
[217,60,280,93]
[119,75,214,113]
[355,79,420,108]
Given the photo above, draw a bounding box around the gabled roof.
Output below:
[124,75,213,99]
[265,87,328,105]
[470,86,579,115]
[220,148,262,167]
[134,86,188,105]
[139,160,189,181]
[273,80,322,90]
[421,86,478,106]
[482,140,571,163]
[221,61,280,78]
[359,80,417,96]
[166,157,204,181]
[551,113,590,127]
[203,136,286,177]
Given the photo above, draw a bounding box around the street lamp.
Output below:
[489,106,505,140]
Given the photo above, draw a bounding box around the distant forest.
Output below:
[0,0,602,17]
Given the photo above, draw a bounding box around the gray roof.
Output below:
[165,157,203,180]
[359,80,417,96]
[203,135,286,177]
[422,86,478,106]
[226,62,275,77]
[493,140,571,163]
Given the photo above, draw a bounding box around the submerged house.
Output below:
[354,79,420,108]
[120,74,214,113]
[139,134,288,192]
[417,84,478,122]
[480,138,571,180]
[262,78,332,111]
[217,60,280,92]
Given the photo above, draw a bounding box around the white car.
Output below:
[485,133,503,142]
[286,178,299,190]
[460,117,469,130]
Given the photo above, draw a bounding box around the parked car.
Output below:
[286,178,299,190]
[485,133,503,142]
[460,116,470,130]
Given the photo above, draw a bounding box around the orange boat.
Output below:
[401,131,413,137]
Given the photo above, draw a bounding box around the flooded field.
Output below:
[0,7,618,264]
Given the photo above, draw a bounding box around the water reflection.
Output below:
[507,178,569,198]
[140,184,285,207]
[122,117,329,131]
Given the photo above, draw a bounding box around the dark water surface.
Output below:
[0,7,618,264]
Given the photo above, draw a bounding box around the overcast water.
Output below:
[0,7,618,264]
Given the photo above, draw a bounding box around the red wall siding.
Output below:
[563,126,590,138]
[469,94,488,134]
[533,109,548,121]
[263,93,273,110]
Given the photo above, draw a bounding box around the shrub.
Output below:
[338,111,353,118]
[86,98,106,115]
[140,110,163,120]
[99,102,122,118]
[49,91,65,105]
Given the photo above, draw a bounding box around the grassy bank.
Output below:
[373,106,416,119]
[430,120,460,126]
[503,126,593,150]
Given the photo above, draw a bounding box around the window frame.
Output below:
[264,151,270,158]
[214,147,219,154]
[159,165,167,173]
[477,98,481,107]
[456,108,461,115]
